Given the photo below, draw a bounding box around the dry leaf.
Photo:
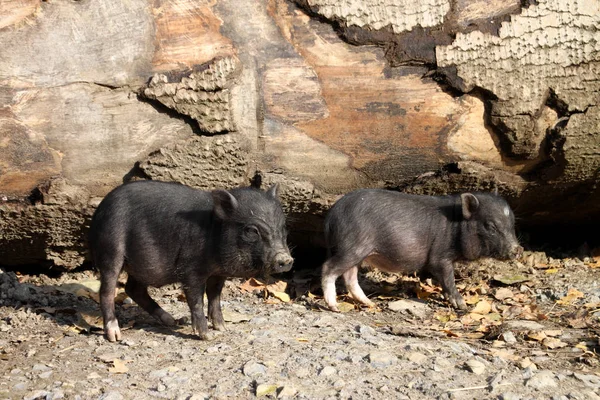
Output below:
[471,300,492,315]
[464,332,486,339]
[465,294,480,305]
[416,283,437,300]
[493,274,531,285]
[296,338,309,343]
[336,302,355,313]
[490,348,520,361]
[543,329,562,337]
[239,278,265,292]
[266,280,287,294]
[108,359,129,374]
[271,291,290,302]
[542,337,568,349]
[442,329,460,338]
[494,288,514,301]
[527,331,547,342]
[556,288,584,305]
[465,359,485,374]
[520,357,536,369]
[545,268,559,274]
[435,311,457,324]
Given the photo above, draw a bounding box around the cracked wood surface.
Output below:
[0,0,599,268]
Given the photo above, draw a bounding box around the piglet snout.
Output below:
[274,252,293,272]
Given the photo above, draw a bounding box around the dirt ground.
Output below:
[1,249,600,400]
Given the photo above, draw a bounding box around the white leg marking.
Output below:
[343,266,375,307]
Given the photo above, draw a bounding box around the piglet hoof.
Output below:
[177,316,190,326]
[452,297,468,311]
[104,320,122,342]
[328,304,341,313]
[212,322,227,332]
[158,314,177,327]
[197,331,215,341]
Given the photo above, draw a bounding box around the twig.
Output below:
[57,344,77,354]
[447,382,512,392]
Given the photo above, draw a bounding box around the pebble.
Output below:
[319,366,337,376]
[256,384,278,397]
[243,361,267,378]
[47,390,65,399]
[157,383,167,392]
[368,352,397,368]
[13,284,31,303]
[500,331,517,344]
[526,370,558,389]
[188,393,209,400]
[277,386,297,398]
[12,382,28,391]
[388,299,429,317]
[574,372,600,388]
[498,392,522,400]
[99,391,124,400]
[356,325,376,336]
[39,370,53,379]
[407,352,428,364]
[465,359,486,375]
[32,363,51,372]
[503,320,545,331]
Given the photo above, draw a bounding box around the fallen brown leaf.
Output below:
[471,300,492,315]
[494,288,514,301]
[542,337,568,349]
[108,359,130,374]
[557,288,585,305]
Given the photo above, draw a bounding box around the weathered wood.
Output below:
[0,0,598,268]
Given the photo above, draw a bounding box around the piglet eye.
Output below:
[244,225,260,241]
[485,222,497,232]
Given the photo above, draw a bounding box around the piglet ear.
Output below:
[212,190,238,220]
[461,193,479,220]
[266,183,279,200]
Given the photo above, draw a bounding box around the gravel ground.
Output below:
[1,250,600,400]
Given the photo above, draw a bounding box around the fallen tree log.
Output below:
[0,0,598,268]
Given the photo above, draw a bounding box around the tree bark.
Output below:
[0,0,598,268]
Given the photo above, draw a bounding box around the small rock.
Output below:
[145,340,160,348]
[157,384,167,392]
[88,372,102,379]
[368,352,397,368]
[23,390,49,400]
[149,368,169,379]
[574,372,600,388]
[187,393,209,400]
[312,315,335,327]
[356,325,376,336]
[47,390,65,400]
[500,331,517,344]
[243,361,267,378]
[277,386,297,398]
[519,358,537,370]
[39,370,53,379]
[319,366,336,376]
[503,320,545,331]
[12,284,31,303]
[388,299,429,317]
[121,340,135,347]
[294,367,310,378]
[256,384,278,397]
[99,391,124,400]
[498,392,522,400]
[32,363,51,372]
[333,380,345,390]
[12,382,28,391]
[407,352,427,364]
[465,359,485,375]
[526,370,558,389]
[10,368,22,374]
